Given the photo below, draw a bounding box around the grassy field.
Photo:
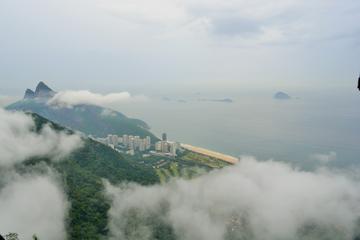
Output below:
[155,162,208,183]
[130,150,231,183]
[180,151,230,169]
[146,150,230,183]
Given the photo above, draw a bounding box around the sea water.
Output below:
[115,88,360,169]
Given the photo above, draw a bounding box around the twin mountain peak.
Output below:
[24,81,56,99]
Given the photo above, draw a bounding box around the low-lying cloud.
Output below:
[0,172,68,240]
[310,151,337,164]
[106,157,360,240]
[0,109,82,167]
[0,108,82,239]
[47,90,146,108]
[101,108,118,117]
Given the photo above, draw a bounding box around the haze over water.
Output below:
[116,86,360,169]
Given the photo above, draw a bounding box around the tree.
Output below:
[5,233,19,240]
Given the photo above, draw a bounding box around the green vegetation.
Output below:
[4,233,19,240]
[13,113,229,239]
[2,232,40,239]
[169,163,180,177]
[22,114,159,239]
[131,150,225,184]
[155,164,208,183]
[6,100,159,142]
[54,141,160,239]
[155,168,168,183]
[180,151,230,169]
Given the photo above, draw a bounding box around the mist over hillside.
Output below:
[106,157,360,240]
[6,82,158,141]
[1,0,360,239]
[3,82,360,240]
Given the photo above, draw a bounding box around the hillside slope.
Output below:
[6,82,158,141]
[23,113,160,239]
[24,113,226,240]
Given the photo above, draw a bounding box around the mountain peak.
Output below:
[35,81,53,92]
[34,81,55,98]
[24,88,35,99]
[23,82,56,99]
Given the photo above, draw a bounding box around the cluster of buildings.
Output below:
[93,132,180,157]
[95,134,151,154]
[153,133,179,157]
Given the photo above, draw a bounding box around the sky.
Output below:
[0,0,359,96]
[1,2,360,237]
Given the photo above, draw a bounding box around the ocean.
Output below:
[114,87,360,169]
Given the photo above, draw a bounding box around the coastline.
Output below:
[180,143,239,164]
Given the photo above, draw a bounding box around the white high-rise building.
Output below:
[134,136,140,149]
[155,141,162,151]
[123,135,129,146]
[145,136,151,149]
[161,141,168,153]
[111,135,119,145]
[105,135,111,144]
[128,141,134,150]
[139,139,146,152]
[169,142,177,156]
[128,136,134,149]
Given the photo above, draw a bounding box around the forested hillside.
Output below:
[19,113,219,239]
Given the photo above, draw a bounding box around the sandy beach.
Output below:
[180,143,239,164]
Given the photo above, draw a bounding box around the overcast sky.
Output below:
[0,0,359,95]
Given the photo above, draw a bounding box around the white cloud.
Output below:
[47,90,146,108]
[1,0,359,88]
[99,0,298,24]
[97,0,359,45]
[101,108,117,117]
[310,151,337,164]
[98,0,190,25]
[0,172,68,240]
[0,109,83,167]
[106,157,360,240]
[0,109,82,239]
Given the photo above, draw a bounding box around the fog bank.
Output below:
[0,108,82,239]
[0,172,68,240]
[0,108,82,167]
[106,157,360,240]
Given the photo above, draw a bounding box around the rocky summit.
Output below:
[23,88,35,99]
[24,81,56,99]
